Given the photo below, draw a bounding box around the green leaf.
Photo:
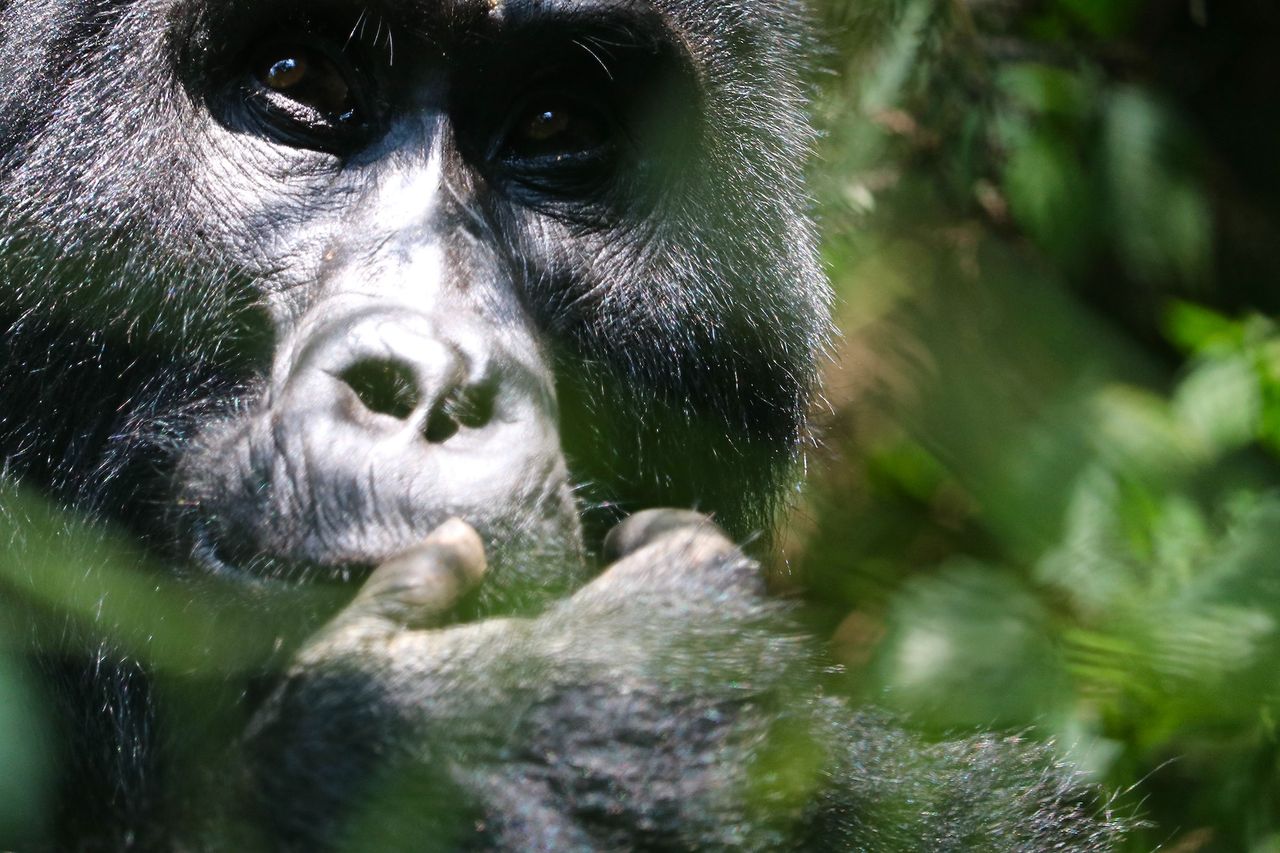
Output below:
[1173,354,1263,453]
[0,648,51,842]
[1165,301,1244,356]
[1002,128,1099,266]
[997,63,1093,123]
[1103,87,1213,286]
[1057,0,1143,37]
[874,561,1068,730]
[1089,386,1205,481]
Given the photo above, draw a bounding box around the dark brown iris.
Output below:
[521,108,572,142]
[263,56,308,90]
[505,101,608,162]
[254,47,353,119]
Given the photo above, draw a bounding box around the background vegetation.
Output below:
[1,0,1278,847]
[789,0,1280,848]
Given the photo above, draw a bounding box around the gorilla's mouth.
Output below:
[180,498,590,621]
[174,425,590,616]
[186,519,379,588]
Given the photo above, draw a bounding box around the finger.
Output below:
[321,518,487,646]
[549,512,775,667]
[601,508,722,563]
[577,509,753,609]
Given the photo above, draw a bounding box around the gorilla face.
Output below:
[173,104,588,598]
[0,0,826,613]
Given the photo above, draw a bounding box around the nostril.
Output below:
[422,384,497,444]
[340,359,420,420]
[454,384,496,430]
[423,406,459,444]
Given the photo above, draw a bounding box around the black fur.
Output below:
[0,0,1127,849]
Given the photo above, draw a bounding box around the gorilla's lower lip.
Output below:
[190,533,376,589]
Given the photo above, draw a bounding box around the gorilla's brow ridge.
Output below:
[186,0,671,47]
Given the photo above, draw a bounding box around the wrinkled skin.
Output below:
[0,0,1126,849]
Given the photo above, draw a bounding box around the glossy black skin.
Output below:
[0,0,1125,849]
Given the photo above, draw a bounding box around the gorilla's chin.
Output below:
[175,414,587,612]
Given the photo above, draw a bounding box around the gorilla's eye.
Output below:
[244,43,368,150]
[256,48,351,116]
[502,101,611,165]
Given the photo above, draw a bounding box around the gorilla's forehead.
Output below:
[168,0,794,58]
[179,0,683,32]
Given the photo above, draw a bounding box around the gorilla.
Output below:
[0,0,1128,849]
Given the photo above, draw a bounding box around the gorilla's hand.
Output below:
[243,511,803,850]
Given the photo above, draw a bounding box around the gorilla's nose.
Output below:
[284,305,501,446]
[276,303,532,450]
[337,356,494,443]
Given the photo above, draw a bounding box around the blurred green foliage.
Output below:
[0,640,49,843]
[793,0,1280,848]
[1,0,1278,848]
